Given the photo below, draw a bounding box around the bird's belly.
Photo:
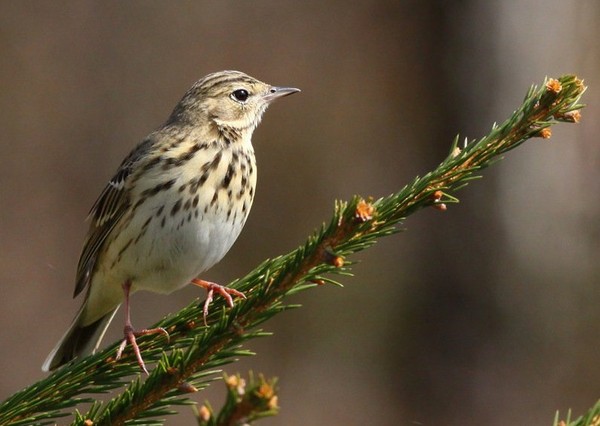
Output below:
[125,208,247,294]
[137,213,242,293]
[83,196,250,325]
[94,197,249,301]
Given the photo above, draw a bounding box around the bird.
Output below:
[42,70,300,374]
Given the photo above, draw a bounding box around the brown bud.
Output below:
[268,395,279,410]
[257,382,275,399]
[430,190,446,211]
[556,110,581,123]
[226,374,246,395]
[546,78,562,94]
[536,128,552,139]
[332,256,344,268]
[324,248,344,267]
[225,374,239,388]
[198,405,211,421]
[355,198,375,222]
[178,382,198,393]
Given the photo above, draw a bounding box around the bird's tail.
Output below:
[42,306,119,372]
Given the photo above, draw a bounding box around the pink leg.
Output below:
[115,280,169,374]
[191,278,246,325]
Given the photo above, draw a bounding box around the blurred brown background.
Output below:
[1,1,599,425]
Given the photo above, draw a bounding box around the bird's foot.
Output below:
[191,278,246,325]
[116,324,169,375]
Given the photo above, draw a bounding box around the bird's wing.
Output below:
[72,142,150,298]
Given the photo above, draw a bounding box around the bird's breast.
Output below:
[104,142,257,295]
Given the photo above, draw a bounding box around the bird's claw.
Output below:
[116,324,169,375]
[191,278,246,325]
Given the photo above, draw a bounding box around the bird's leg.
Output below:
[191,278,246,325]
[115,280,169,375]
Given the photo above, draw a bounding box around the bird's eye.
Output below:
[231,89,249,102]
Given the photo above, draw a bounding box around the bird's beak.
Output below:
[264,86,301,102]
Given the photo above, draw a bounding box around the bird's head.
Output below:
[168,70,300,134]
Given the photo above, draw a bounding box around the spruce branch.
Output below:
[0,75,586,426]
